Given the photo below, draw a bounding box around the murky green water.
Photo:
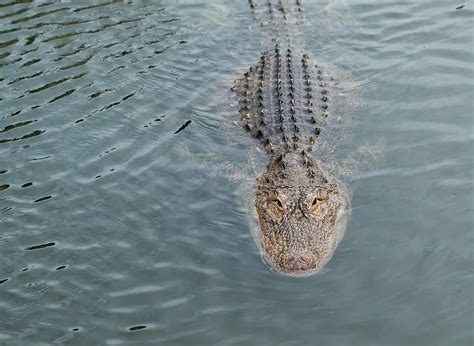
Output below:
[1,1,472,345]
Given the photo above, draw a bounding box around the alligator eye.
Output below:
[272,198,283,210]
[311,197,326,210]
[267,192,284,213]
[269,197,284,210]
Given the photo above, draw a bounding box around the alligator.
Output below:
[234,0,350,276]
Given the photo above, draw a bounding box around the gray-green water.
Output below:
[1,1,473,345]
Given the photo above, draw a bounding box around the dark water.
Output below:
[0,1,472,345]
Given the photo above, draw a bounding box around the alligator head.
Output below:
[255,153,348,277]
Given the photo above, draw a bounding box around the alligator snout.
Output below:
[263,250,320,276]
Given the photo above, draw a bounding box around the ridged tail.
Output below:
[235,1,332,158]
[248,0,305,27]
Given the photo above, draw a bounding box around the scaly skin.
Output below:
[235,0,350,276]
[255,153,348,276]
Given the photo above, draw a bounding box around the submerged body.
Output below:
[235,0,350,276]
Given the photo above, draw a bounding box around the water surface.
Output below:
[0,1,473,345]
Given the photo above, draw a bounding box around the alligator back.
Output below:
[235,45,331,159]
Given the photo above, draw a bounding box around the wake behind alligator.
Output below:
[235,0,350,276]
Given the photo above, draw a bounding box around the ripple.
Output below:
[73,2,116,13]
[174,120,192,134]
[0,8,28,20]
[0,120,36,133]
[55,43,92,60]
[59,55,92,71]
[25,242,55,251]
[0,38,18,48]
[47,89,75,103]
[100,92,136,111]
[12,7,70,25]
[33,195,52,203]
[8,71,43,84]
[0,129,44,144]
[88,88,112,99]
[26,72,87,94]
[128,325,147,331]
